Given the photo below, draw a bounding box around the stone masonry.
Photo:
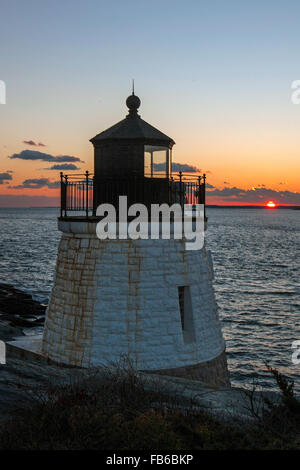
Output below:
[42,220,229,387]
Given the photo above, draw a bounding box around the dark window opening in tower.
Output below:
[178,286,185,330]
[178,286,196,343]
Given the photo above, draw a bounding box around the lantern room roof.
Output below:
[90,93,175,147]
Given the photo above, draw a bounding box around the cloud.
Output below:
[9,150,83,163]
[207,186,300,205]
[45,163,80,171]
[0,172,13,184]
[205,183,215,189]
[0,194,59,208]
[152,162,201,173]
[23,140,47,147]
[171,162,201,173]
[11,178,60,189]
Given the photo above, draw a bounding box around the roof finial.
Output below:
[126,81,140,116]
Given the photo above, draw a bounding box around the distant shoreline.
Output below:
[207,205,300,209]
[0,205,299,210]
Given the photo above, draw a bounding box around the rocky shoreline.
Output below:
[0,283,282,429]
[0,283,46,342]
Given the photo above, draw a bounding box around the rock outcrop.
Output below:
[0,284,46,341]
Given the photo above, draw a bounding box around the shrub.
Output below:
[0,362,299,450]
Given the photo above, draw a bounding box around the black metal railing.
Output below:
[60,171,206,218]
[60,171,93,217]
[169,172,206,208]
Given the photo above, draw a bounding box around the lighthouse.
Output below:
[41,91,230,387]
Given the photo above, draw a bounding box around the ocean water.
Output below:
[0,207,299,393]
[205,207,300,394]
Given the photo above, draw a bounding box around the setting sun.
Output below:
[265,200,277,208]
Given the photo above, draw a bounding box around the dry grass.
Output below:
[0,360,299,450]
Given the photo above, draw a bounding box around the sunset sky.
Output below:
[1,0,300,206]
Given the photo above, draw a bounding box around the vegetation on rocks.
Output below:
[0,362,299,450]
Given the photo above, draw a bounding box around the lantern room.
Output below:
[90,91,174,209]
[59,91,206,218]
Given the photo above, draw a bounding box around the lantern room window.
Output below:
[144,145,171,178]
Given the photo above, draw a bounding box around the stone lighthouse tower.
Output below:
[42,91,230,387]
